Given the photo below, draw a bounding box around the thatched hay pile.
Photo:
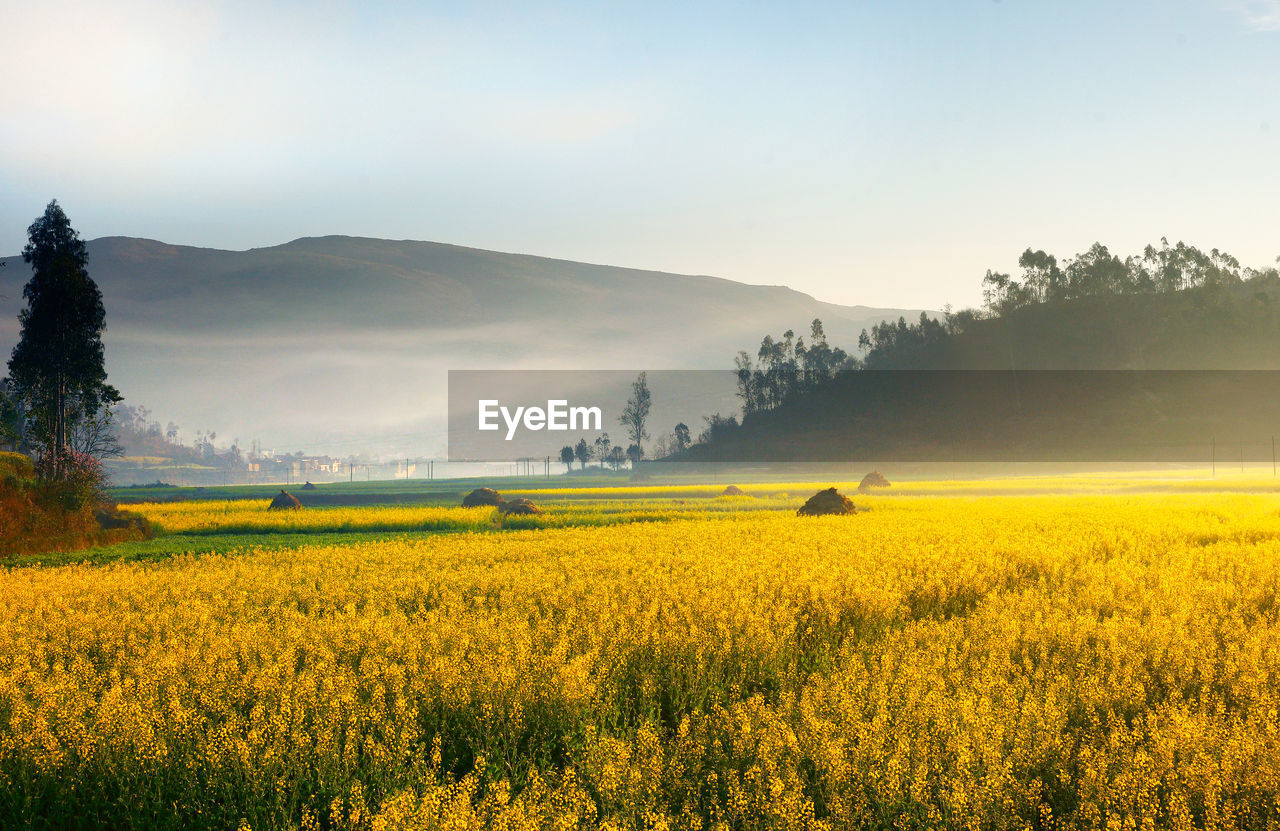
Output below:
[302,481,317,491]
[858,471,891,493]
[269,490,303,510]
[461,487,543,514]
[461,487,505,508]
[796,487,857,516]
[721,485,746,496]
[500,497,544,515]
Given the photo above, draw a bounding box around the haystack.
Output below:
[858,471,891,493]
[500,497,543,515]
[721,485,746,496]
[269,490,303,510]
[302,481,317,491]
[796,487,856,516]
[461,487,505,508]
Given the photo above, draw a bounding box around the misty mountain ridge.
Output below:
[0,235,928,455]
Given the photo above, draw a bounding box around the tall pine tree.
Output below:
[7,201,119,478]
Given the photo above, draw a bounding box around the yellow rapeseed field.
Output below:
[134,500,502,534]
[2,492,1279,829]
[129,498,732,536]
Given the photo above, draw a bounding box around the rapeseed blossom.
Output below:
[2,493,1278,829]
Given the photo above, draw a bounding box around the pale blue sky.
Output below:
[1,0,1277,309]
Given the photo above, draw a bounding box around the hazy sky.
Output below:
[2,0,1277,310]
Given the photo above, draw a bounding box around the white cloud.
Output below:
[1228,0,1280,31]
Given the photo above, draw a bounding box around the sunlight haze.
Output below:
[2,0,1276,310]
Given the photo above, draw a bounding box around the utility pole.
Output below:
[1211,436,1216,478]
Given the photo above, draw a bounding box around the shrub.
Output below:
[1,450,150,556]
[35,450,107,511]
[0,451,35,481]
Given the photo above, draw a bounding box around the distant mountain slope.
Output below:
[0,236,927,454]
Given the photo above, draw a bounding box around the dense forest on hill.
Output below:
[688,240,1280,463]
[856,239,1280,371]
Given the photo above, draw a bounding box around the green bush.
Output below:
[2,451,151,556]
[0,451,35,482]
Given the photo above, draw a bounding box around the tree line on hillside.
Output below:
[979,240,1275,315]
[733,319,852,417]
[109,405,255,469]
[858,241,1280,371]
[4,385,284,475]
[718,239,1280,423]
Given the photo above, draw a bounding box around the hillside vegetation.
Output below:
[0,451,149,556]
[858,240,1280,370]
[693,240,1280,462]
